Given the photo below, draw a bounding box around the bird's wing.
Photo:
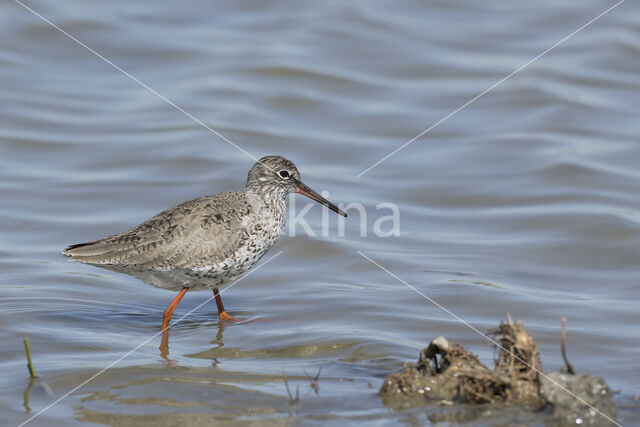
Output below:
[62,192,251,268]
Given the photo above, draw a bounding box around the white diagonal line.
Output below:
[17,251,283,427]
[357,250,620,427]
[12,0,262,166]
[357,0,625,177]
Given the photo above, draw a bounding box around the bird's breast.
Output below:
[242,208,286,253]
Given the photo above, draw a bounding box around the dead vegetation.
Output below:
[381,320,543,409]
[380,317,617,425]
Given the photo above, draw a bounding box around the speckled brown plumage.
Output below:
[62,155,346,325]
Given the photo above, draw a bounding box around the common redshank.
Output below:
[62,155,346,329]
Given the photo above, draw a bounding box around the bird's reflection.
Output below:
[159,318,227,363]
[159,328,172,362]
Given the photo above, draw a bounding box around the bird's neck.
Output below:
[245,186,288,219]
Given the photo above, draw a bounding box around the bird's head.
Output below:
[246,155,346,217]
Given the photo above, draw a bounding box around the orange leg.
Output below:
[162,287,188,330]
[213,287,237,321]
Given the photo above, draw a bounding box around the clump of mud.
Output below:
[540,373,617,426]
[381,321,543,409]
[380,319,617,426]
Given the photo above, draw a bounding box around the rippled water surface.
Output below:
[2,1,640,425]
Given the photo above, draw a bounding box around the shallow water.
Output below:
[2,1,640,425]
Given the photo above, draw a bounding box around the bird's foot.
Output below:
[219,310,239,322]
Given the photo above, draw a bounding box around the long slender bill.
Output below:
[296,182,347,217]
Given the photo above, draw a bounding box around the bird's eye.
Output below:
[279,170,290,179]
